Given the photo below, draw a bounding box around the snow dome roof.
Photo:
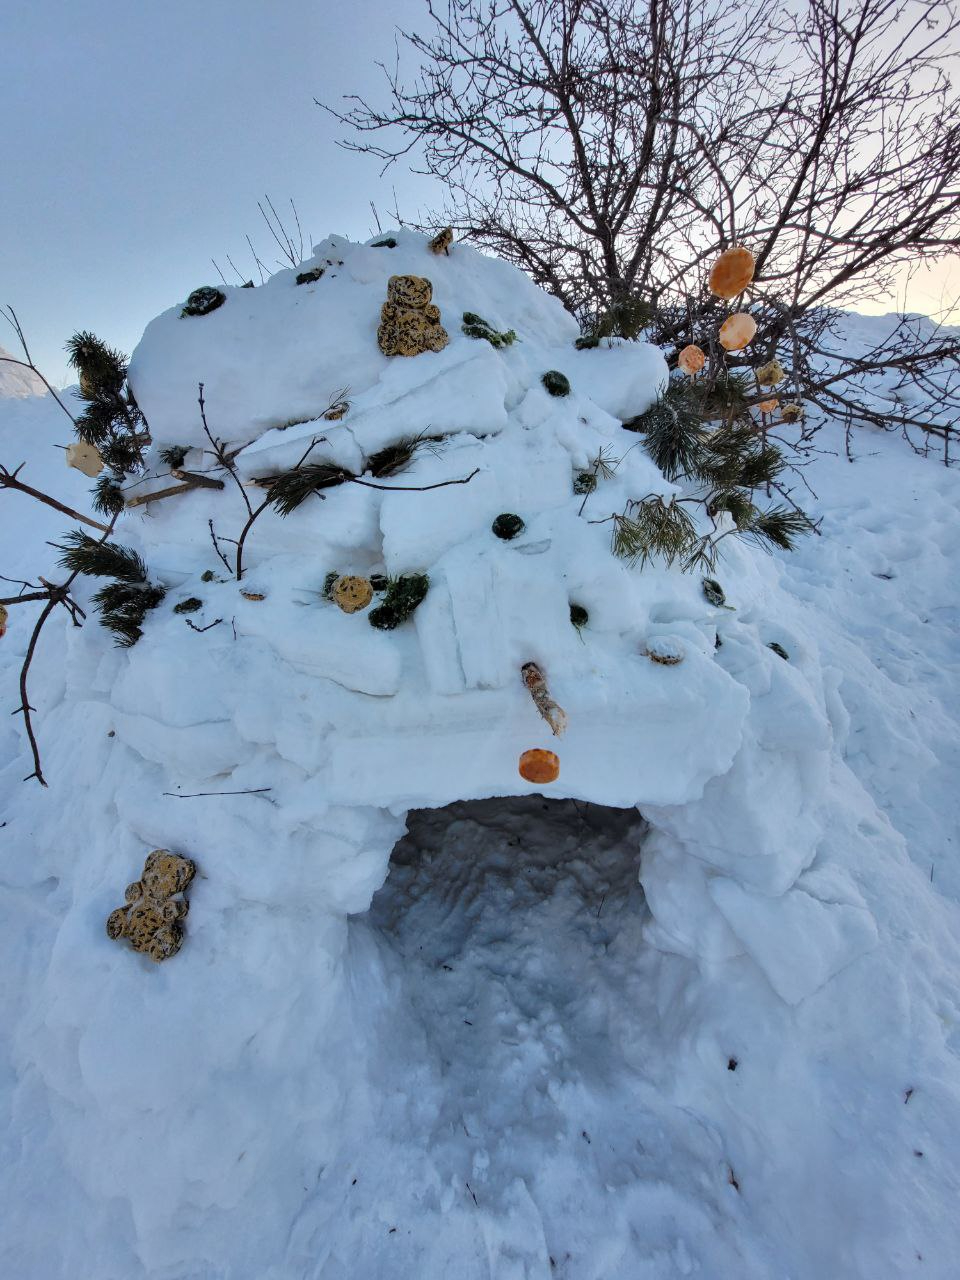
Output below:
[119,230,817,815]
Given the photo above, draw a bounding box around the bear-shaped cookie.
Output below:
[377,275,449,357]
[428,226,453,255]
[106,849,196,962]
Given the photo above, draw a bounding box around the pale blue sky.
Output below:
[3,2,956,386]
[1,0,443,383]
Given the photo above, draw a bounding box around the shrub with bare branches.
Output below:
[326,0,960,457]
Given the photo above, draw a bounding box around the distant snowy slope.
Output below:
[0,345,48,398]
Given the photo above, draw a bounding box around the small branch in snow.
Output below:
[6,515,118,785]
[185,617,223,633]
[162,787,273,798]
[350,468,480,493]
[170,469,228,490]
[208,519,234,574]
[125,476,225,508]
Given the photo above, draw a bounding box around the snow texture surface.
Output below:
[0,239,959,1278]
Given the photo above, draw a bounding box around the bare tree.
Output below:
[326,0,960,454]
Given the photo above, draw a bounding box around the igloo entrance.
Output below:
[360,797,648,1038]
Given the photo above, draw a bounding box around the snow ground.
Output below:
[0,241,959,1278]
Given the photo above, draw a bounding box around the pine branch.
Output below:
[700,371,752,422]
[66,330,127,398]
[707,489,756,528]
[632,381,706,479]
[611,496,700,569]
[93,476,126,517]
[366,431,443,478]
[160,445,189,468]
[742,506,812,552]
[267,463,356,515]
[58,531,148,583]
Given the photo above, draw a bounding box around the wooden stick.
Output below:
[126,478,223,508]
[171,469,226,490]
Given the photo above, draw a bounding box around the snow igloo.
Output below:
[4,231,877,1274]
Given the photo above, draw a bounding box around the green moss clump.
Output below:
[768,641,790,660]
[570,603,589,628]
[296,267,324,285]
[492,513,525,540]
[173,598,203,615]
[369,574,389,592]
[574,335,600,351]
[368,574,430,629]
[200,570,216,583]
[322,571,340,600]
[542,370,571,397]
[371,238,397,248]
[573,471,597,495]
[461,313,517,349]
[181,287,225,318]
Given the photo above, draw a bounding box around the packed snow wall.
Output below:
[0,231,883,1273]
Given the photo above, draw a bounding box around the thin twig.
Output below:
[0,466,111,532]
[0,589,52,607]
[351,468,480,493]
[16,597,58,785]
[162,787,272,798]
[10,514,118,785]
[198,383,253,517]
[1,305,78,427]
[208,518,234,573]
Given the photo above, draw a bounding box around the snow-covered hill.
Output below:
[0,238,958,1279]
[0,344,47,398]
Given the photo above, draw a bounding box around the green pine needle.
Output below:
[631,380,705,480]
[100,438,140,475]
[92,476,126,517]
[58,531,148,584]
[700,370,752,421]
[366,432,443,479]
[612,497,699,569]
[708,490,756,529]
[744,506,812,552]
[74,400,116,447]
[267,463,356,516]
[738,444,786,490]
[591,446,619,480]
[66,330,128,398]
[368,573,430,629]
[59,535,166,646]
[159,445,189,468]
